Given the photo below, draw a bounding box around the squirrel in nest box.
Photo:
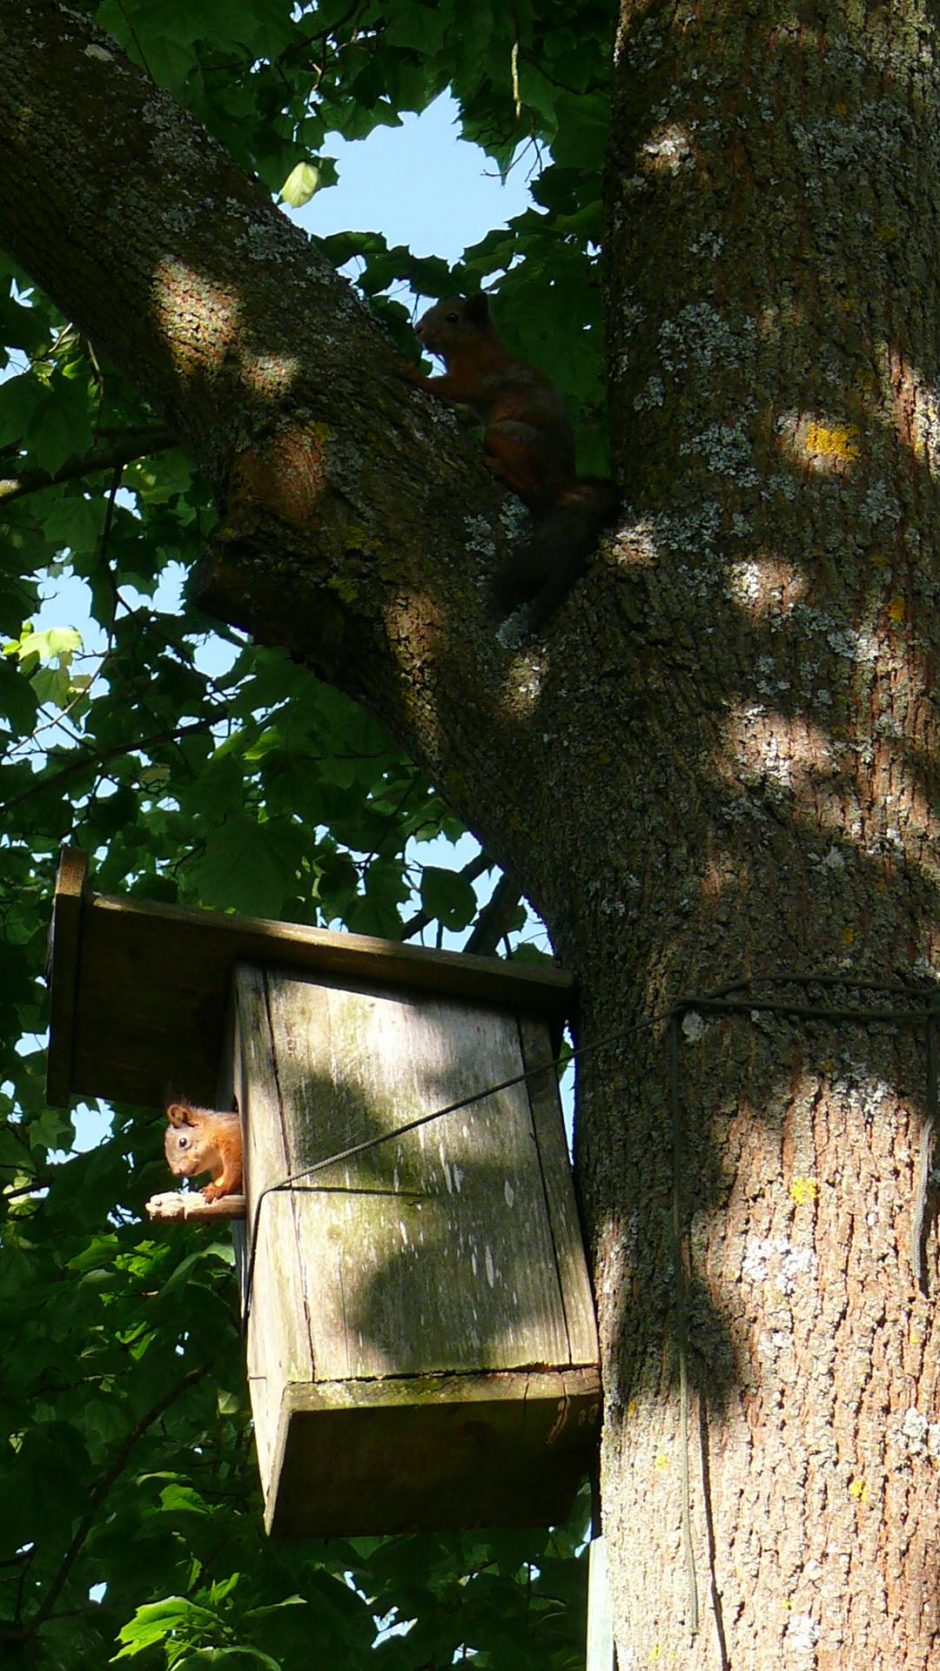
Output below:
[164,1100,243,1202]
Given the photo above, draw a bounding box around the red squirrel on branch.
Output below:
[404,293,618,628]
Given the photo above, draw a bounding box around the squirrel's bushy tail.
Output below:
[491,476,619,629]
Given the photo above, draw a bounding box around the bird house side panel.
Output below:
[518,1019,598,1365]
[235,964,314,1471]
[242,967,576,1382]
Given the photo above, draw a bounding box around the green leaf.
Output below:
[195,814,298,917]
[26,372,96,472]
[173,1652,284,1670]
[43,493,108,556]
[0,651,38,730]
[549,91,611,173]
[420,866,478,930]
[244,1595,307,1621]
[113,1597,220,1658]
[0,369,43,447]
[280,161,320,207]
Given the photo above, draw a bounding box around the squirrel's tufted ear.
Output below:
[166,1101,195,1127]
[463,292,492,328]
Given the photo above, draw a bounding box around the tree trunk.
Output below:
[1,2,938,1665]
[590,2,940,1663]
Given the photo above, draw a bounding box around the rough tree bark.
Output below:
[595,4,940,1665]
[1,1,938,1666]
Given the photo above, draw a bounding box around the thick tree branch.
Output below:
[0,0,555,879]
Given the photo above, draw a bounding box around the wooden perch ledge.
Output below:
[146,1190,246,1222]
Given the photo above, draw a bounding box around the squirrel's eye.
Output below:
[445,312,460,324]
[179,1133,190,1149]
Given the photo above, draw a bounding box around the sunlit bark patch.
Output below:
[720,705,837,795]
[240,351,301,397]
[225,425,330,529]
[152,257,241,378]
[727,554,808,618]
[642,123,697,174]
[153,259,303,402]
[719,697,937,864]
[879,343,940,477]
[613,519,659,569]
[777,411,861,474]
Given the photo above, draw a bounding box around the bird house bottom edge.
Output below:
[257,1365,602,1539]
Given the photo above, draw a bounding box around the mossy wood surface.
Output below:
[235,963,599,1535]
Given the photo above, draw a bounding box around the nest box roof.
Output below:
[46,848,573,1110]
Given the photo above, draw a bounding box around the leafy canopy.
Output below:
[0,0,613,1664]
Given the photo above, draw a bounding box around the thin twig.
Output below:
[1,718,217,814]
[0,429,177,505]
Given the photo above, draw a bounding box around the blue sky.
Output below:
[304,92,533,262]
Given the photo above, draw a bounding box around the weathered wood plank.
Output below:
[87,887,572,1006]
[518,1018,599,1366]
[214,1013,249,1296]
[586,1536,616,1671]
[259,969,574,1381]
[266,1367,602,1538]
[235,964,314,1481]
[237,964,601,1534]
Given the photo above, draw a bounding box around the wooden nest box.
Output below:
[47,849,600,1537]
